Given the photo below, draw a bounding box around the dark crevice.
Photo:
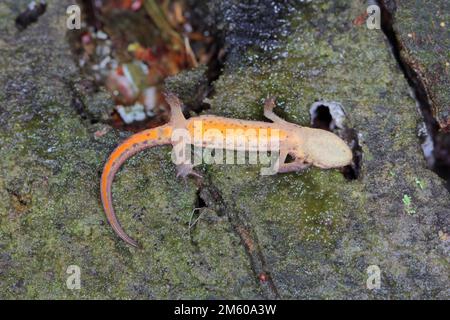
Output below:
[197,181,280,299]
[378,0,439,135]
[80,0,102,30]
[71,93,88,121]
[377,0,450,190]
[194,189,206,209]
[341,128,363,180]
[311,106,333,131]
[182,4,226,115]
[65,77,105,127]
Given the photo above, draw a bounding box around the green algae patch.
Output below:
[207,163,351,246]
[262,169,348,244]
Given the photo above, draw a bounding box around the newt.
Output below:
[101,92,353,247]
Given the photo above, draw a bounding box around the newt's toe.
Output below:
[176,163,202,179]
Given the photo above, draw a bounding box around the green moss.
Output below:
[164,65,209,108]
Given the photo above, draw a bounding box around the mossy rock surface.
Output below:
[0,0,448,299]
[0,0,258,299]
[385,0,450,130]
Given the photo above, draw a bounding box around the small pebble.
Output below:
[96,30,108,40]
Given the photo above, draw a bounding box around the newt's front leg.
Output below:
[264,96,290,125]
[274,149,310,173]
[164,92,203,180]
[277,160,311,173]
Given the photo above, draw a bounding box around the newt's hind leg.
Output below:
[176,163,203,181]
[172,141,203,179]
[264,97,289,124]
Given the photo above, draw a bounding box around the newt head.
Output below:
[301,128,353,169]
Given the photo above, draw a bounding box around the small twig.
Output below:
[186,207,214,237]
[184,36,199,68]
[144,0,184,50]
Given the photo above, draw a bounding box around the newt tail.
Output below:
[100,124,173,247]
